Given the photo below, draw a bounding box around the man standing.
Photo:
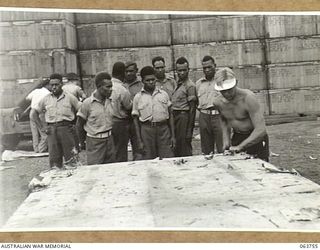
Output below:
[171,57,197,157]
[62,73,87,101]
[26,78,50,153]
[111,62,132,162]
[213,67,269,161]
[124,61,144,161]
[33,73,80,169]
[196,55,223,155]
[132,66,175,160]
[62,72,87,151]
[76,72,115,165]
[152,56,176,99]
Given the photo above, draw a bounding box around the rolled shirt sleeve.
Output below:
[77,99,89,120]
[69,94,81,112]
[187,84,197,102]
[131,94,140,117]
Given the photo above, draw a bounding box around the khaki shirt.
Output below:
[77,92,113,138]
[172,78,197,111]
[155,76,176,99]
[111,78,132,120]
[62,83,85,101]
[132,88,171,122]
[196,77,221,110]
[37,91,80,123]
[124,79,144,100]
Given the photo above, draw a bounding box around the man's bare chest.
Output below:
[220,102,248,121]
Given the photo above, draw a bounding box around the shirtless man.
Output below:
[213,67,269,161]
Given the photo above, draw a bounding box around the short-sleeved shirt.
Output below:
[62,83,85,101]
[132,88,171,122]
[171,78,197,111]
[124,79,144,100]
[77,92,113,138]
[36,91,80,123]
[111,78,132,120]
[26,87,50,109]
[196,77,222,110]
[155,76,176,99]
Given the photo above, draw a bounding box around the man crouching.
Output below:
[213,67,269,161]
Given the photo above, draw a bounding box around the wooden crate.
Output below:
[172,15,264,44]
[79,47,173,76]
[0,11,75,23]
[265,15,318,38]
[254,90,270,115]
[269,88,320,115]
[0,20,77,51]
[75,13,169,24]
[173,41,264,69]
[169,14,215,19]
[268,62,320,89]
[0,49,78,80]
[0,79,40,108]
[266,36,320,64]
[77,20,171,50]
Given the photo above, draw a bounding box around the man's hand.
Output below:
[41,126,51,135]
[170,137,176,149]
[229,145,243,154]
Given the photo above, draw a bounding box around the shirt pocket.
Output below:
[138,102,151,121]
[62,103,72,115]
[46,104,56,119]
[154,98,169,120]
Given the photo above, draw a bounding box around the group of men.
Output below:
[29,55,269,169]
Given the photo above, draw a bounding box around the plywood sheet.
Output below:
[4,155,320,230]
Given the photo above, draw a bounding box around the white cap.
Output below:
[214,67,237,91]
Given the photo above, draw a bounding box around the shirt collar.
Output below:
[199,77,215,84]
[141,87,161,95]
[177,77,190,85]
[156,76,171,83]
[124,79,142,87]
[50,91,66,101]
[91,91,110,103]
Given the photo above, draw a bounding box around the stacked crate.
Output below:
[75,13,172,96]
[170,15,269,115]
[76,14,270,115]
[0,11,78,108]
[265,15,320,115]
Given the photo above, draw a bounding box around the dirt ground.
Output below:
[0,120,319,227]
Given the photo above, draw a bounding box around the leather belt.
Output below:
[142,120,168,127]
[200,109,219,115]
[172,110,189,114]
[47,120,72,126]
[88,130,112,139]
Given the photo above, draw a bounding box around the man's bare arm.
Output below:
[169,108,176,149]
[76,116,86,148]
[220,114,231,151]
[235,93,267,151]
[133,116,144,154]
[31,109,43,130]
[186,101,196,139]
